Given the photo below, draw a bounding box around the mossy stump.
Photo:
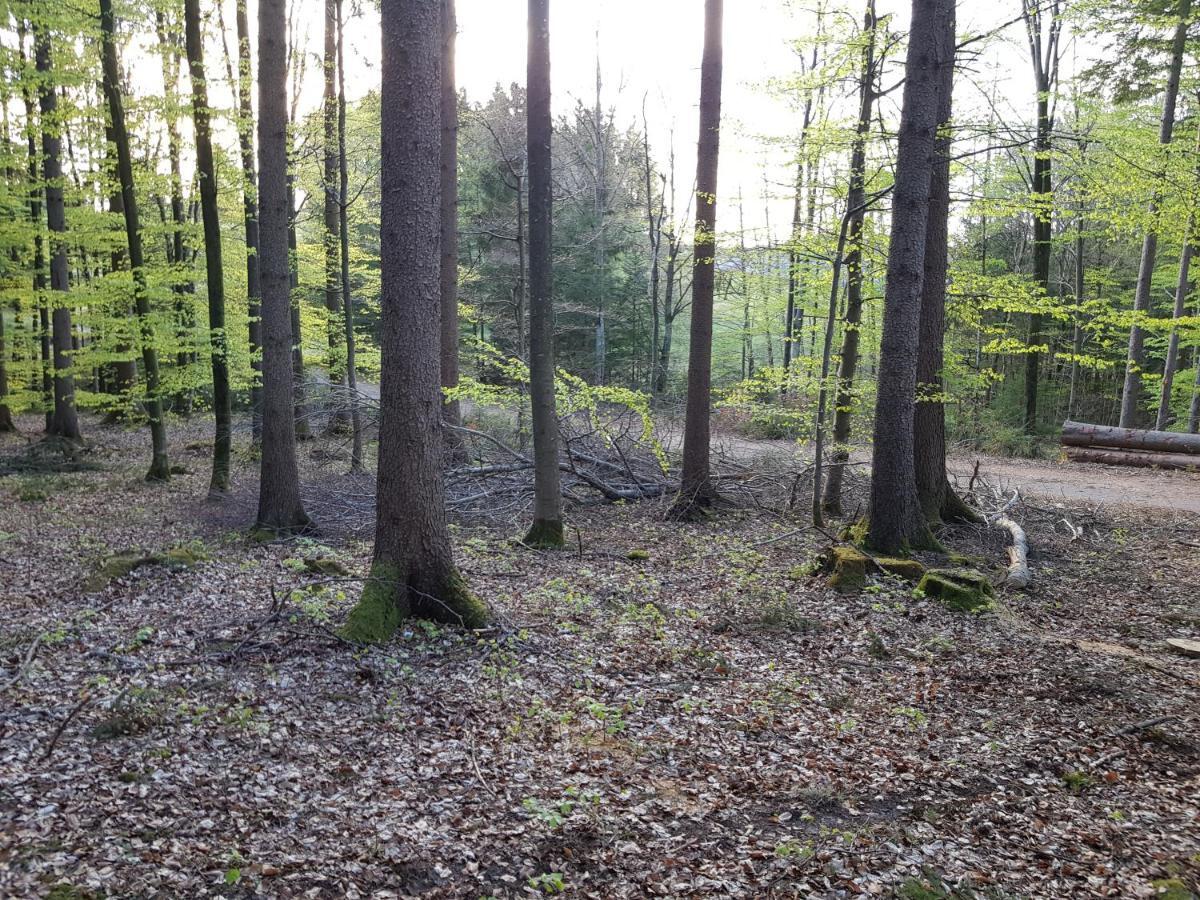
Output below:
[917,568,995,612]
[817,546,870,594]
[341,563,490,644]
[874,557,926,583]
[84,543,208,592]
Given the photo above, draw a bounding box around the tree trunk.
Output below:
[35,27,80,442]
[184,0,233,495]
[287,171,311,440]
[0,290,13,431]
[914,0,976,525]
[1065,446,1199,471]
[100,0,170,481]
[343,0,487,642]
[1156,119,1200,431]
[255,0,311,533]
[322,0,349,432]
[1061,420,1200,454]
[440,0,464,442]
[336,0,364,471]
[1119,0,1191,428]
[669,0,723,520]
[234,0,263,442]
[822,0,877,516]
[523,0,564,547]
[865,0,943,554]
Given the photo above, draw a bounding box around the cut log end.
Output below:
[995,516,1031,590]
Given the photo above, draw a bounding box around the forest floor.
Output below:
[1,415,1199,899]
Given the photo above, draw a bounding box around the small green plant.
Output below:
[1062,769,1094,793]
[774,839,814,860]
[527,872,566,894]
[892,706,928,729]
[581,698,627,734]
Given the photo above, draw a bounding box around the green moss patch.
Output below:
[85,541,209,592]
[816,546,870,594]
[874,557,926,582]
[917,568,995,612]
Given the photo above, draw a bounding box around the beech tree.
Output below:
[865,0,944,554]
[669,0,723,520]
[255,0,312,533]
[184,0,233,495]
[524,0,564,547]
[342,0,487,641]
[1118,0,1193,427]
[35,25,80,442]
[99,0,170,481]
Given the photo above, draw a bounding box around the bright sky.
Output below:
[292,0,1048,239]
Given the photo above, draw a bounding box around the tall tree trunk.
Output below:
[336,0,363,471]
[184,0,233,495]
[255,0,311,533]
[1156,118,1200,431]
[913,0,976,525]
[156,12,194,414]
[342,0,487,642]
[287,170,310,439]
[822,0,877,516]
[1119,0,1191,428]
[669,0,723,520]
[233,0,263,441]
[20,26,52,432]
[35,26,80,442]
[523,0,564,547]
[100,0,170,481]
[440,0,464,441]
[104,141,137,409]
[865,0,942,554]
[322,0,348,432]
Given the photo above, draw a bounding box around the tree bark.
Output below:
[343,0,487,642]
[1061,420,1200,455]
[287,171,310,439]
[1119,0,1192,428]
[914,0,976,525]
[184,0,233,494]
[669,0,723,520]
[336,0,364,471]
[35,26,80,442]
[322,0,349,432]
[1065,446,1199,471]
[822,0,877,516]
[254,0,311,533]
[523,0,564,546]
[865,0,942,554]
[100,0,170,481]
[234,0,263,442]
[440,0,464,442]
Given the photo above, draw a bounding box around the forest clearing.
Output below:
[3,0,1200,895]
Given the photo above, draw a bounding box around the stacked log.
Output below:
[1062,421,1200,471]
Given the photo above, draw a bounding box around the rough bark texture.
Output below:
[913,0,977,526]
[440,0,464,442]
[1065,446,1200,471]
[523,0,564,547]
[865,0,942,554]
[669,0,723,520]
[0,298,13,431]
[822,0,876,516]
[287,172,310,440]
[1061,420,1200,455]
[235,0,263,442]
[19,27,51,431]
[255,0,311,533]
[344,0,487,641]
[35,29,80,442]
[100,0,170,481]
[184,0,233,495]
[1119,0,1192,428]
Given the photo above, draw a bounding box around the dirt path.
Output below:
[946,453,1200,515]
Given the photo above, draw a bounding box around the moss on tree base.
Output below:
[917,568,995,612]
[817,546,870,593]
[523,518,565,549]
[341,562,490,644]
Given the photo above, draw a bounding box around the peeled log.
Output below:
[994,516,1031,589]
[1065,446,1200,471]
[1062,420,1200,455]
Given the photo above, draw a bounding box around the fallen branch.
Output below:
[0,633,44,695]
[995,516,1031,589]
